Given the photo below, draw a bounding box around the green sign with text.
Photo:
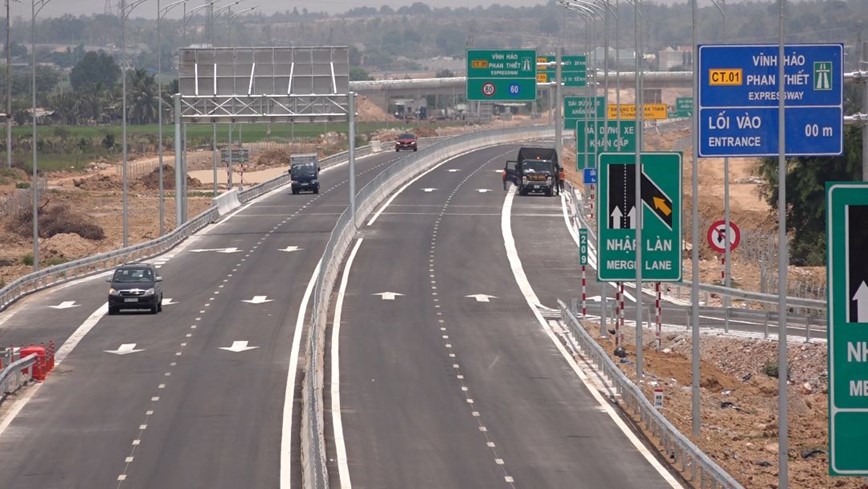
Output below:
[467,49,537,101]
[575,120,636,170]
[827,182,868,476]
[564,96,606,128]
[596,152,682,282]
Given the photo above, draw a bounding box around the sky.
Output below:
[32,0,548,20]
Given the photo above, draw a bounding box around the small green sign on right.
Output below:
[669,96,693,119]
[596,152,682,282]
[828,182,868,476]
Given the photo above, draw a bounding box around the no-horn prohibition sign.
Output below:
[707,219,741,253]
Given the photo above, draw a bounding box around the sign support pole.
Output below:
[863,41,868,182]
[556,47,563,160]
[690,0,702,438]
[776,0,790,486]
[633,0,644,379]
[174,93,183,227]
[349,92,356,228]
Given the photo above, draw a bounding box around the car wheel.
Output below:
[157,297,163,312]
[108,306,117,316]
[413,147,417,152]
[395,148,400,152]
[151,303,159,314]
[314,188,319,194]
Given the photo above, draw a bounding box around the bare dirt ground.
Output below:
[0,94,838,488]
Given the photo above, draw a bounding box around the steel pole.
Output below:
[863,41,867,182]
[690,0,701,437]
[555,47,563,159]
[121,0,129,248]
[349,92,356,227]
[174,93,182,226]
[30,0,38,270]
[633,0,643,378]
[158,0,164,236]
[6,0,12,169]
[776,0,789,485]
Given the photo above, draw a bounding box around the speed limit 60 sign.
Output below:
[707,219,741,253]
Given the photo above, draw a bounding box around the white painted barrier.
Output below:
[213,189,241,217]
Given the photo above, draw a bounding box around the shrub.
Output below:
[6,204,105,240]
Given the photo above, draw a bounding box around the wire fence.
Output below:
[0,177,49,220]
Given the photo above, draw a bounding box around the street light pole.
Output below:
[30,0,53,271]
[158,0,188,237]
[227,5,255,46]
[120,0,151,248]
[6,0,17,170]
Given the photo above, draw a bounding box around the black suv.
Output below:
[107,263,164,315]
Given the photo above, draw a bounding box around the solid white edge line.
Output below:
[0,303,108,438]
[281,259,322,489]
[331,238,363,489]
[503,186,683,489]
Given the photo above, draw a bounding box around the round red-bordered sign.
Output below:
[707,219,741,253]
[481,82,496,97]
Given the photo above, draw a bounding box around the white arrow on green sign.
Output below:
[467,49,537,101]
[827,182,868,476]
[596,152,682,282]
[538,55,587,87]
[575,120,636,170]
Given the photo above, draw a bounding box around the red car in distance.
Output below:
[395,133,418,152]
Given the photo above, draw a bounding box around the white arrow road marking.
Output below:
[448,169,462,173]
[279,246,304,253]
[854,281,868,322]
[105,343,144,355]
[161,298,177,305]
[49,301,79,309]
[190,247,242,254]
[422,188,437,193]
[611,206,623,229]
[219,341,259,353]
[476,189,492,193]
[466,294,497,303]
[373,292,403,301]
[242,296,273,304]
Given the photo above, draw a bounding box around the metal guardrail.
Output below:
[0,352,36,403]
[0,143,375,314]
[301,125,556,489]
[558,300,745,489]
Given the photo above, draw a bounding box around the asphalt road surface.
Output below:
[0,148,410,489]
[327,144,683,488]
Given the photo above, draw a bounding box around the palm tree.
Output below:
[127,69,159,124]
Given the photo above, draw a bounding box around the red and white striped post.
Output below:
[589,183,595,219]
[655,282,662,351]
[614,286,621,348]
[618,282,625,347]
[581,265,587,317]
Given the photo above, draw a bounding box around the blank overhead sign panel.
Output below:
[177,46,350,123]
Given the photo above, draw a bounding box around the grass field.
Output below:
[6,120,446,173]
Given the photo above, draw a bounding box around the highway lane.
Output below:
[330,144,681,488]
[0,147,410,489]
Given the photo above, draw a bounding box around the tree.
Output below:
[756,84,863,265]
[349,66,373,81]
[70,51,120,92]
[126,69,159,124]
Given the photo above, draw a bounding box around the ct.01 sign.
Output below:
[575,120,636,170]
[466,49,537,101]
[596,152,683,282]
[698,43,843,157]
[827,182,868,476]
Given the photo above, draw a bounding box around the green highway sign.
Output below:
[575,120,636,170]
[537,55,587,87]
[676,97,693,111]
[828,182,868,476]
[467,49,537,101]
[596,152,682,282]
[565,96,605,128]
[579,228,589,266]
[668,110,692,119]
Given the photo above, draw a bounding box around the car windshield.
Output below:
[523,160,552,172]
[113,268,153,283]
[291,164,316,176]
[398,133,415,140]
